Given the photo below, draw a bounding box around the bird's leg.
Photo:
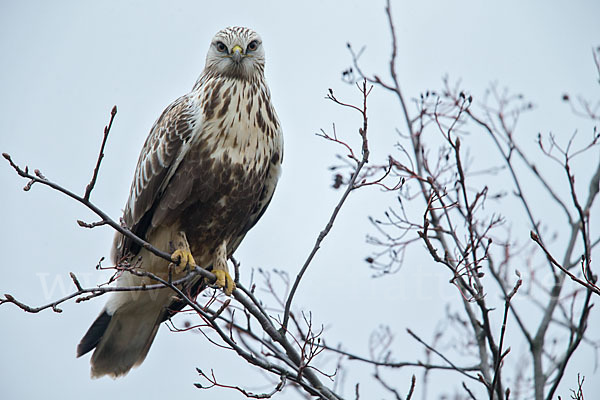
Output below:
[212,240,236,296]
[169,231,196,274]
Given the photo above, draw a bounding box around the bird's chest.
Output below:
[156,79,281,256]
[176,122,275,251]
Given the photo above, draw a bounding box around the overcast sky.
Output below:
[1,1,599,399]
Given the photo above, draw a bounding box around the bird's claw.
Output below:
[170,248,196,274]
[212,269,236,296]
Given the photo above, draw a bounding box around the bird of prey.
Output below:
[76,26,283,378]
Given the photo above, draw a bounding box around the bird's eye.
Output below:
[247,40,258,52]
[216,42,227,53]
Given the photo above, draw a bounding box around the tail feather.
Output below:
[76,290,169,378]
[77,310,112,358]
[89,305,163,378]
[76,274,206,378]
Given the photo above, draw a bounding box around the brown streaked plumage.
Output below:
[76,26,283,378]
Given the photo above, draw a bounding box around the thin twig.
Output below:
[490,273,523,398]
[281,81,372,333]
[405,375,416,400]
[1,270,199,313]
[406,328,480,382]
[3,152,174,263]
[530,232,599,296]
[320,343,480,373]
[84,105,117,201]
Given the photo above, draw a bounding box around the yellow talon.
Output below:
[213,269,236,296]
[170,248,196,273]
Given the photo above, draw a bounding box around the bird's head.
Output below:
[205,26,265,80]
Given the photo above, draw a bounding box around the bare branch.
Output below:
[406,329,481,383]
[195,368,286,399]
[405,374,416,400]
[1,270,199,313]
[530,232,600,296]
[490,272,523,399]
[282,80,372,333]
[84,105,117,201]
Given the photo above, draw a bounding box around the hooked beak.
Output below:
[231,45,243,63]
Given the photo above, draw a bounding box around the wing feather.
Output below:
[112,94,199,260]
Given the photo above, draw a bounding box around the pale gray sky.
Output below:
[1,1,599,399]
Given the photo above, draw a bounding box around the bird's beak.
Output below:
[231,45,243,63]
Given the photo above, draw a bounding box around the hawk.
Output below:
[76,26,283,378]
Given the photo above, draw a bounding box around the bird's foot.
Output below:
[212,269,236,296]
[169,232,196,274]
[171,248,196,273]
[212,240,236,296]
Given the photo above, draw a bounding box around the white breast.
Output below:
[193,77,282,169]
